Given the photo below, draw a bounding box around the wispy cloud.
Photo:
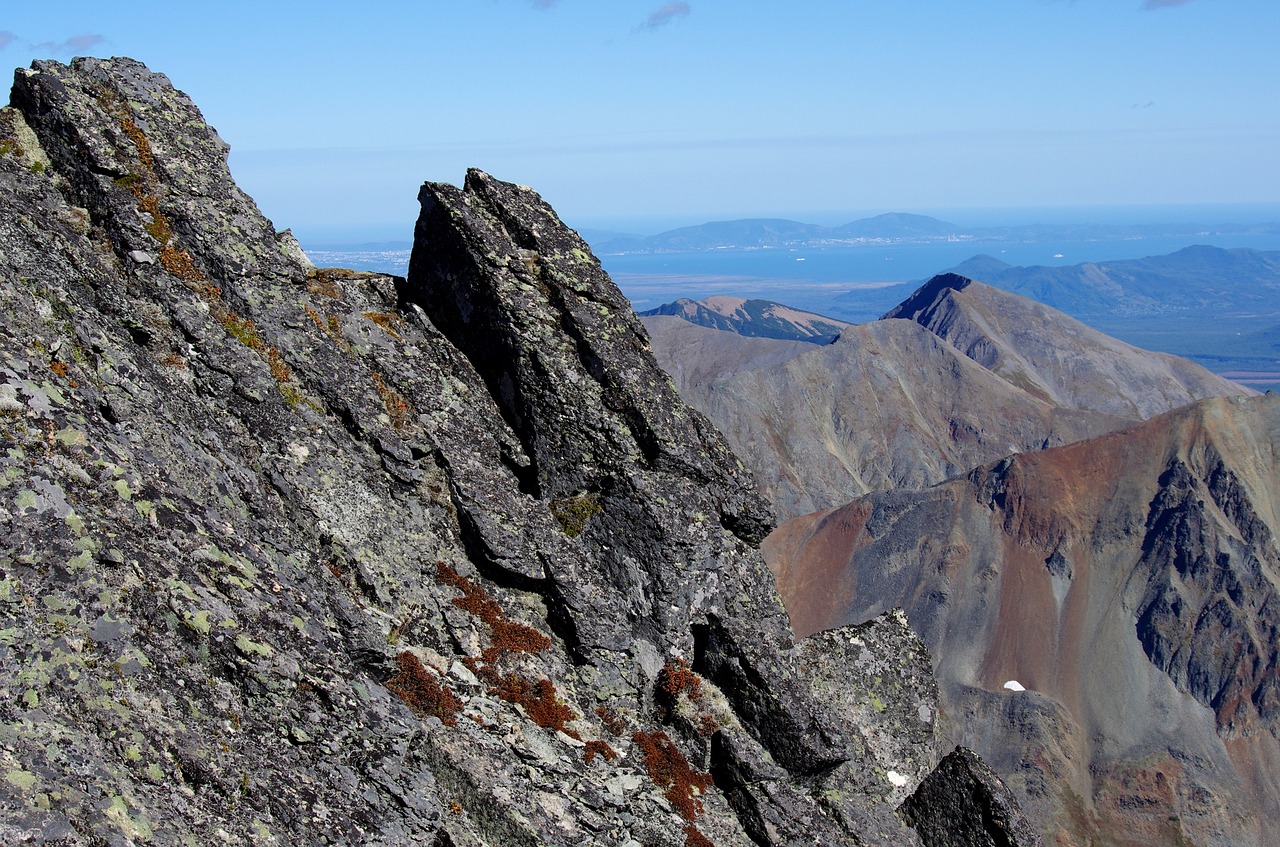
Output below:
[1131,101,1155,109]
[638,2,691,31]
[531,0,557,8]
[33,33,105,55]
[1142,0,1195,9]
[0,31,17,50]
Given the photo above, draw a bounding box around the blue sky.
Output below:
[3,1,1278,242]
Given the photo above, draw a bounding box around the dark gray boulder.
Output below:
[901,747,1039,847]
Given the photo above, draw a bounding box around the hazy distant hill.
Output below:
[946,244,1280,318]
[593,214,1280,256]
[639,296,849,343]
[596,213,966,253]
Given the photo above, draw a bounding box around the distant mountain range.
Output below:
[646,275,1272,846]
[587,214,1280,255]
[642,274,1244,518]
[638,296,848,343]
[944,244,1280,319]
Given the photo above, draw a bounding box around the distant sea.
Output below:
[306,231,1280,321]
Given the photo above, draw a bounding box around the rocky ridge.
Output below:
[0,57,1025,846]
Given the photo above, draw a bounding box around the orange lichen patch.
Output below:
[659,658,702,700]
[160,245,204,282]
[306,269,343,299]
[49,361,70,378]
[386,651,462,726]
[632,730,713,821]
[683,825,715,847]
[304,305,327,333]
[266,348,291,383]
[362,311,404,341]
[584,739,619,764]
[372,372,413,431]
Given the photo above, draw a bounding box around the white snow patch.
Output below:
[1003,680,1026,692]
[886,770,908,787]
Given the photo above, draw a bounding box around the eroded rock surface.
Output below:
[0,57,1016,846]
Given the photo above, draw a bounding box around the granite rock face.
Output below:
[0,57,1024,847]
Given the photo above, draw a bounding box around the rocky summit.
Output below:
[0,57,1029,846]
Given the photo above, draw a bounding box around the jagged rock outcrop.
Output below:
[900,748,1039,847]
[0,57,1022,847]
[764,393,1280,846]
[646,274,1248,519]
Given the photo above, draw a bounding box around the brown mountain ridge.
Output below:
[645,275,1247,519]
[763,392,1280,847]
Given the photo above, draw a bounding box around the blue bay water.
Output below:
[601,232,1280,319]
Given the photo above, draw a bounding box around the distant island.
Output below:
[586,213,1280,255]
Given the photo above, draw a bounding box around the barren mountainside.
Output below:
[646,275,1245,519]
[764,393,1280,847]
[0,57,1033,847]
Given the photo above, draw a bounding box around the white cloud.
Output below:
[0,31,17,50]
[33,34,105,55]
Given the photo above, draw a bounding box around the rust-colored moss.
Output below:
[633,730,713,821]
[386,650,461,726]
[684,824,715,847]
[372,372,412,431]
[435,561,551,661]
[306,269,342,299]
[584,739,619,764]
[659,658,702,700]
[595,705,628,737]
[491,673,577,735]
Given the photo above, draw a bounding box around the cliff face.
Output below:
[0,57,1018,847]
[764,394,1280,847]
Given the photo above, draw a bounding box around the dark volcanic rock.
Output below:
[901,747,1039,847]
[0,57,1013,846]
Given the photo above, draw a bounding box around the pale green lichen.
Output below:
[234,634,274,658]
[5,769,37,791]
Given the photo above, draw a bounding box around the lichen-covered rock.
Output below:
[0,56,1022,846]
